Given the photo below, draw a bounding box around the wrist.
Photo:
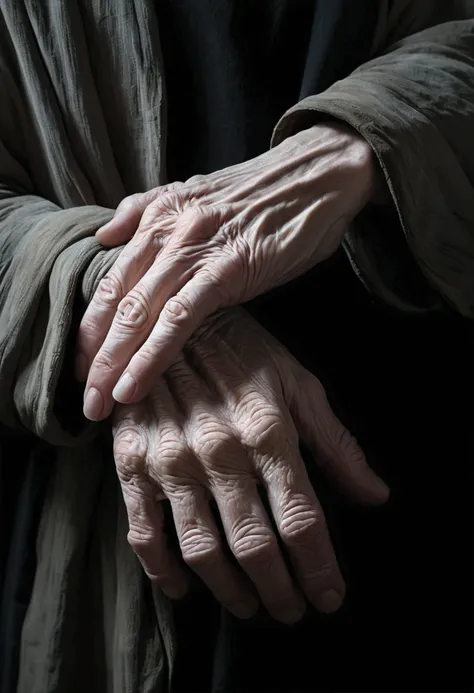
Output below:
[306,122,390,207]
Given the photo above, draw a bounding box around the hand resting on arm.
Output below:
[77,123,375,420]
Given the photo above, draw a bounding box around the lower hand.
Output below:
[113,309,389,623]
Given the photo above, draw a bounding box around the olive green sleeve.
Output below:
[272,7,474,316]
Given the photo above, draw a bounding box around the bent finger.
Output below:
[168,486,258,619]
[76,199,181,383]
[115,464,188,599]
[76,245,158,382]
[291,370,390,505]
[262,450,345,614]
[212,477,305,624]
[112,273,222,405]
[96,183,182,246]
[82,253,191,420]
[113,400,188,599]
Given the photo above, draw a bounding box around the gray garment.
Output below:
[0,1,472,691]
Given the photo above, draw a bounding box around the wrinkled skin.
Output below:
[78,123,375,421]
[113,309,389,623]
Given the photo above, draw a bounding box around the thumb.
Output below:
[96,182,183,247]
[96,192,152,247]
[289,369,390,506]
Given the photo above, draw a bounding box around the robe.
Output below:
[0,1,473,691]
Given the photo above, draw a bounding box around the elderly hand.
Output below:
[78,123,375,421]
[113,309,389,623]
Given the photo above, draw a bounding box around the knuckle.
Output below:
[327,422,365,465]
[116,290,151,329]
[279,499,325,547]
[192,426,237,468]
[130,225,165,253]
[95,272,123,307]
[92,347,117,374]
[336,426,362,457]
[161,295,193,329]
[231,517,277,566]
[159,442,195,481]
[180,530,220,569]
[114,421,148,454]
[179,203,207,226]
[114,426,148,479]
[173,205,218,244]
[114,446,146,484]
[138,191,182,233]
[151,190,181,215]
[127,527,154,554]
[241,407,289,455]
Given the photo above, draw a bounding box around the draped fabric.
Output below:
[0,1,472,691]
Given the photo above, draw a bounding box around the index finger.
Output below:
[75,230,167,382]
[112,273,222,405]
[113,414,189,599]
[76,187,183,382]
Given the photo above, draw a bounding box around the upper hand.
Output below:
[112,308,389,623]
[78,123,374,421]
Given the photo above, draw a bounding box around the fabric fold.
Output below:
[272,16,474,316]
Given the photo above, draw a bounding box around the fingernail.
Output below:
[232,601,259,620]
[113,373,137,403]
[279,606,305,624]
[317,590,343,614]
[83,387,104,421]
[75,352,88,381]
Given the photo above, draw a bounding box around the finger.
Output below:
[83,204,225,418]
[96,183,182,246]
[232,389,345,615]
[123,483,188,599]
[81,251,189,419]
[212,476,305,624]
[97,200,145,246]
[185,332,343,616]
[76,204,178,383]
[111,273,221,405]
[262,449,345,614]
[290,370,390,505]
[76,246,157,382]
[167,355,303,624]
[146,371,258,618]
[113,408,188,599]
[168,486,259,619]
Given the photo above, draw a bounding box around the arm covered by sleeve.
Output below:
[0,144,118,445]
[272,3,474,316]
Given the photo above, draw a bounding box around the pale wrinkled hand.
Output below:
[113,309,389,623]
[78,123,375,421]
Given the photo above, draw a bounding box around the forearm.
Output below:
[272,19,474,316]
